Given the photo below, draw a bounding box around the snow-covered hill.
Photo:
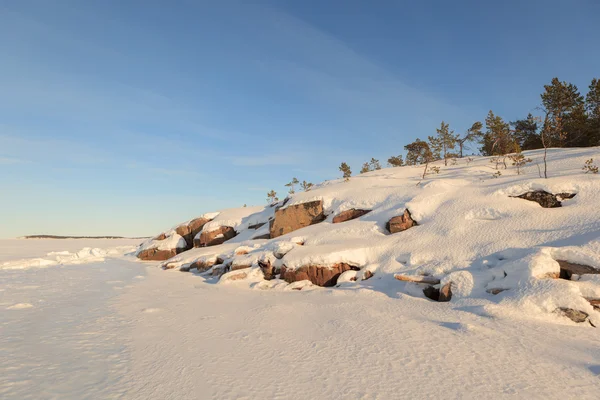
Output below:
[137,147,600,327]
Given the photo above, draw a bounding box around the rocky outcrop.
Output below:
[269,200,325,238]
[512,190,576,208]
[188,257,224,272]
[258,260,276,280]
[194,226,237,247]
[279,263,359,287]
[332,209,371,224]
[387,209,417,233]
[556,260,600,280]
[175,217,211,249]
[137,247,181,261]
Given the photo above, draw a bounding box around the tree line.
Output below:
[268,77,599,202]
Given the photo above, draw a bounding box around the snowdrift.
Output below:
[136,148,600,327]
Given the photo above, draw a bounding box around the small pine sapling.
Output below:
[492,170,502,178]
[429,166,441,174]
[369,158,382,170]
[267,190,278,204]
[360,162,370,174]
[339,162,352,181]
[583,158,599,174]
[301,180,314,191]
[285,177,299,194]
[509,147,532,175]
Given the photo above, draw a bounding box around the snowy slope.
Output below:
[148,147,600,327]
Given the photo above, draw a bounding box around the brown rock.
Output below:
[557,308,589,323]
[189,257,223,272]
[557,260,600,280]
[423,286,440,301]
[175,217,211,249]
[211,264,228,277]
[585,298,600,311]
[137,248,180,261]
[195,226,237,247]
[439,282,452,302]
[258,260,275,280]
[511,190,576,208]
[486,288,507,295]
[253,233,271,240]
[395,274,440,284]
[280,263,359,287]
[248,222,266,230]
[362,270,374,281]
[269,200,325,239]
[332,209,371,224]
[153,233,167,241]
[386,209,417,234]
[231,263,252,271]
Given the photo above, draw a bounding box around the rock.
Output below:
[258,260,275,280]
[231,263,252,271]
[195,226,237,247]
[486,288,507,295]
[557,260,600,280]
[153,233,167,241]
[439,282,452,302]
[190,257,223,273]
[511,190,576,208]
[423,286,440,301]
[557,307,589,324]
[220,270,248,281]
[386,209,417,233]
[253,233,271,240]
[585,298,600,311]
[556,192,577,200]
[362,270,374,281]
[136,248,180,261]
[175,217,211,249]
[332,209,371,224]
[423,283,452,302]
[248,222,266,230]
[279,263,359,287]
[395,274,440,285]
[269,200,325,239]
[211,264,228,277]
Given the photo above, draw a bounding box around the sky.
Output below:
[1,0,599,238]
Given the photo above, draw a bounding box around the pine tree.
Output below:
[339,162,352,181]
[360,162,370,174]
[428,121,457,166]
[586,78,600,146]
[511,113,541,150]
[267,190,278,204]
[387,155,404,167]
[541,77,587,147]
[456,121,483,158]
[285,177,299,194]
[300,180,314,191]
[369,158,382,170]
[404,139,435,179]
[508,144,532,175]
[480,111,514,161]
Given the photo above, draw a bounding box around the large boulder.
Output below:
[136,233,187,261]
[269,200,325,238]
[512,190,576,208]
[556,260,600,280]
[386,209,417,233]
[332,209,371,224]
[194,226,237,247]
[279,263,359,287]
[175,217,211,249]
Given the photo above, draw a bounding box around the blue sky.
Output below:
[1,0,598,238]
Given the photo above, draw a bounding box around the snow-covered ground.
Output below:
[2,149,600,399]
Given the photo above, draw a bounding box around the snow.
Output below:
[2,148,600,398]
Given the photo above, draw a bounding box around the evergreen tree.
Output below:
[339,162,352,181]
[387,155,404,167]
[369,158,382,170]
[511,113,541,150]
[480,111,514,158]
[428,121,457,166]
[404,139,435,179]
[267,190,278,204]
[284,177,299,194]
[540,77,587,147]
[300,180,314,191]
[360,162,371,174]
[456,121,483,158]
[586,78,600,146]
